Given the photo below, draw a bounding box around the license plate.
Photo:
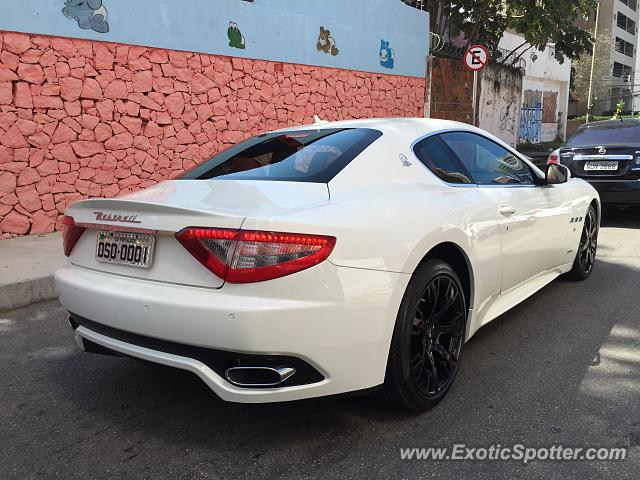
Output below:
[584,161,618,171]
[95,231,155,268]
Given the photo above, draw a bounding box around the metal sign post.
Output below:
[464,45,488,127]
[472,70,478,127]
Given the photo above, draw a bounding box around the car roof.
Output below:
[270,117,484,143]
[576,118,640,129]
[267,117,540,176]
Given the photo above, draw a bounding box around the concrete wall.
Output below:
[478,64,523,147]
[499,31,571,144]
[0,0,430,78]
[0,31,426,236]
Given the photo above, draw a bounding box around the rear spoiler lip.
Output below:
[68,198,220,217]
[66,197,247,233]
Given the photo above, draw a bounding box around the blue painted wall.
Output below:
[0,0,429,78]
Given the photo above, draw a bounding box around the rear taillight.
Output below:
[62,215,85,256]
[176,227,336,283]
[547,150,560,165]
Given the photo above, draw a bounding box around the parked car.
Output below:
[55,118,600,412]
[549,118,640,204]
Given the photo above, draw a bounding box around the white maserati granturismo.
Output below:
[55,118,600,411]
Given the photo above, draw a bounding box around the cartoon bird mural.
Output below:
[228,22,246,49]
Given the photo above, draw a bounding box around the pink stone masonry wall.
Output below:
[0,31,426,237]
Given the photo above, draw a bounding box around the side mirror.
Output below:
[545,163,570,185]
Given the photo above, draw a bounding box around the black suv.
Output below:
[551,119,640,204]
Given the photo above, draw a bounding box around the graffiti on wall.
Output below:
[478,64,523,146]
[379,39,395,69]
[316,26,339,56]
[62,0,109,33]
[498,99,518,137]
[228,22,246,49]
[520,90,542,143]
[3,0,429,78]
[519,90,559,143]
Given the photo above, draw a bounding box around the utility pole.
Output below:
[586,1,600,123]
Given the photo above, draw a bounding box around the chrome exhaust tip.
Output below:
[225,366,296,387]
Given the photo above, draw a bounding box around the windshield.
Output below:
[566,121,640,147]
[179,128,382,183]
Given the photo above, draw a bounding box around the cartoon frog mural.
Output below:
[379,39,395,69]
[228,22,246,49]
[316,27,339,56]
[62,0,109,33]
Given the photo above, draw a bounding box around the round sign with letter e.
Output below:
[464,45,488,71]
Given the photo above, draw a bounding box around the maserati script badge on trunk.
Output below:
[93,211,142,224]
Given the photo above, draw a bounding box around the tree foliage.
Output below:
[427,0,596,63]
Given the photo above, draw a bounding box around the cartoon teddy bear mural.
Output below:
[228,22,246,49]
[62,0,109,33]
[316,27,339,56]
[379,39,395,69]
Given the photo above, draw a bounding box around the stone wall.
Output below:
[0,31,426,236]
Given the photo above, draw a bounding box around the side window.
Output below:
[413,136,473,184]
[440,132,535,185]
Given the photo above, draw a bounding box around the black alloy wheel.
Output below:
[569,204,598,280]
[409,274,465,397]
[384,259,467,412]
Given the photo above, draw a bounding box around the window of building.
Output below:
[620,0,637,12]
[615,37,635,57]
[617,12,636,34]
[613,61,633,79]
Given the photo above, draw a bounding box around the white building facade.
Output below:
[498,31,572,144]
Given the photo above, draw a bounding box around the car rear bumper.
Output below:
[55,262,410,403]
[585,179,640,204]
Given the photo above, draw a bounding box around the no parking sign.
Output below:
[463,44,488,126]
[464,44,488,72]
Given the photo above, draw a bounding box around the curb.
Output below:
[0,275,58,312]
[0,232,65,312]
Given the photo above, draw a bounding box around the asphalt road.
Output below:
[2,207,640,479]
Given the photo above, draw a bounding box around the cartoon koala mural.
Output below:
[228,22,246,49]
[379,39,395,69]
[62,0,109,34]
[316,27,339,56]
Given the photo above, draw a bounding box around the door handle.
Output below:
[499,205,516,216]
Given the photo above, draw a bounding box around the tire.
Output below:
[568,204,598,281]
[383,258,467,412]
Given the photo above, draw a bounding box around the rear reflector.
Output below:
[62,215,85,256]
[176,227,336,283]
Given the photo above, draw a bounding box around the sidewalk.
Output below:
[0,232,66,311]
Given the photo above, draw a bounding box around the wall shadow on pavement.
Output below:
[29,256,640,477]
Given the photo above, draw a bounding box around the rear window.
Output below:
[180,128,382,183]
[566,121,640,147]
